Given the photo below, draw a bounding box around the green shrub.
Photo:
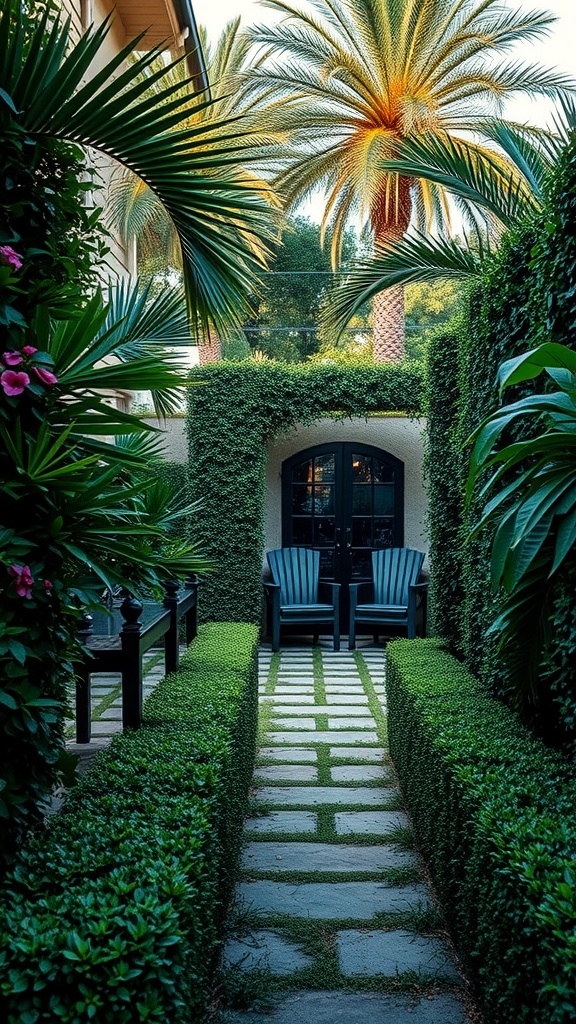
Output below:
[0,622,258,1024]
[186,360,424,623]
[387,639,576,1024]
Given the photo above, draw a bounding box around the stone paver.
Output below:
[327,717,376,729]
[224,931,313,975]
[262,695,316,704]
[335,810,409,835]
[237,881,430,919]
[257,786,396,807]
[330,765,392,783]
[337,930,461,981]
[273,718,318,730]
[254,766,318,783]
[325,694,369,704]
[270,705,373,717]
[329,747,382,762]
[242,843,417,873]
[245,812,317,834]
[259,748,317,763]
[268,731,379,744]
[223,992,468,1024]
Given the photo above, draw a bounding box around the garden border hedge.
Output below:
[186,360,424,624]
[0,622,259,1024]
[386,638,576,1024]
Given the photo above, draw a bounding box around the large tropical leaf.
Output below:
[467,343,576,698]
[0,2,275,335]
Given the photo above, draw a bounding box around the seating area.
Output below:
[264,546,427,651]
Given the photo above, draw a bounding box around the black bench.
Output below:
[75,578,198,742]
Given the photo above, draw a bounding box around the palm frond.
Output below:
[325,231,485,334]
[0,1,276,335]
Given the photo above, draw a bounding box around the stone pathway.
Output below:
[220,645,476,1024]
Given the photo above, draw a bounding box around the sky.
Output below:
[192,0,576,219]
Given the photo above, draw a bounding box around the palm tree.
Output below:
[0,1,274,338]
[246,0,571,361]
[107,18,282,359]
[326,108,576,333]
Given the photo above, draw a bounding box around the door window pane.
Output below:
[352,455,371,482]
[292,459,313,483]
[292,485,313,514]
[314,454,335,482]
[293,518,313,544]
[352,517,372,546]
[314,485,334,515]
[373,460,394,483]
[374,518,394,547]
[315,517,335,544]
[352,485,371,514]
[374,485,394,516]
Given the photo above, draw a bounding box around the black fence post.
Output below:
[163,579,180,675]
[75,612,93,743]
[120,594,143,730]
[185,575,198,644]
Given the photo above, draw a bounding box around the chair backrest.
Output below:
[372,548,425,605]
[267,548,319,605]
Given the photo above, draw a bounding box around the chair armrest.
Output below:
[409,582,429,592]
[319,581,340,597]
[263,581,281,594]
[349,580,372,615]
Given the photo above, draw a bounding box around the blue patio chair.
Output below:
[264,548,340,652]
[348,548,427,650]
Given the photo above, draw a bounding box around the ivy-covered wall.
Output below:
[186,362,424,624]
[426,140,576,741]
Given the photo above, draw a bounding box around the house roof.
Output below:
[114,0,209,90]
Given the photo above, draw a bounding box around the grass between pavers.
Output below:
[264,652,280,696]
[238,866,422,886]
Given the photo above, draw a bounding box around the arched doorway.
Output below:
[282,442,404,624]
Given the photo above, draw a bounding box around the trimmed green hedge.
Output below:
[387,639,576,1024]
[186,360,424,624]
[0,622,258,1024]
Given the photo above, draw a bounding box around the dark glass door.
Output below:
[281,443,404,625]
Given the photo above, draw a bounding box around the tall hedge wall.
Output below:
[186,361,424,624]
[425,141,576,734]
[387,639,576,1024]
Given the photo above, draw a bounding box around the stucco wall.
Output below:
[265,415,428,560]
[143,415,188,462]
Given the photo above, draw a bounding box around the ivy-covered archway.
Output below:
[186,361,424,623]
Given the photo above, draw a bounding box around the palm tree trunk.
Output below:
[198,328,221,363]
[372,284,406,362]
[371,176,412,363]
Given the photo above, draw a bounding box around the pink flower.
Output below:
[0,246,23,271]
[32,366,57,387]
[1,370,30,396]
[44,579,53,591]
[22,346,38,356]
[2,351,23,366]
[9,564,34,600]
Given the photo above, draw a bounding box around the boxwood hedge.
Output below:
[0,622,258,1024]
[387,638,576,1024]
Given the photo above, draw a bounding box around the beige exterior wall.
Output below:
[143,415,189,461]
